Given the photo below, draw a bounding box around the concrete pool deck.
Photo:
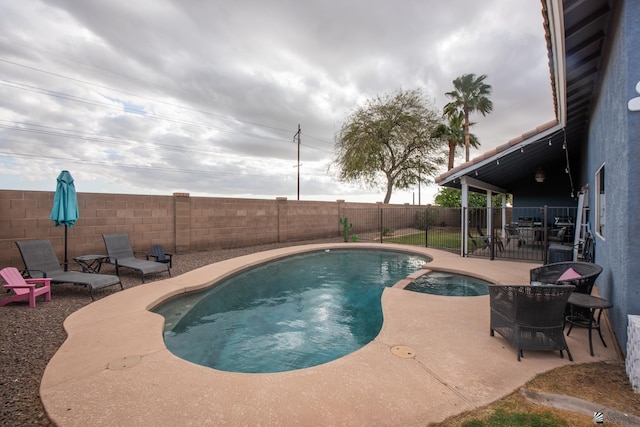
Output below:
[40,243,621,426]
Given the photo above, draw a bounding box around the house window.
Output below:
[595,164,605,237]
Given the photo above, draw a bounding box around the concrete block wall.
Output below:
[189,197,280,251]
[340,204,464,238]
[0,190,176,269]
[1,190,57,268]
[283,200,340,242]
[0,190,396,269]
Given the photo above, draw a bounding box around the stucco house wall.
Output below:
[585,0,640,350]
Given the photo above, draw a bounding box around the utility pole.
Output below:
[293,124,301,200]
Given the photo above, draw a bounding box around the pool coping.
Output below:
[40,243,621,426]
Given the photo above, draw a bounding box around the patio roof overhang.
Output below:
[435,0,615,195]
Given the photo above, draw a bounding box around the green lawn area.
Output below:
[384,229,463,249]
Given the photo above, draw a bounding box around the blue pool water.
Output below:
[405,271,491,296]
[153,249,429,373]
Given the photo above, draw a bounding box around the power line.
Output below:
[0,58,295,135]
[2,58,335,151]
[0,121,237,158]
[0,149,290,181]
[0,79,293,144]
[0,79,333,153]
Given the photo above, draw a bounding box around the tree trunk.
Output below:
[448,139,457,170]
[383,180,393,204]
[464,107,470,162]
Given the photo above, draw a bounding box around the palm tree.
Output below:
[443,73,493,162]
[433,112,480,170]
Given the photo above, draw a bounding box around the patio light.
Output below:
[535,167,545,183]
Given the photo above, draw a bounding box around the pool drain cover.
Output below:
[391,345,416,359]
[107,355,141,370]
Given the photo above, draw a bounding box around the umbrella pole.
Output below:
[64,224,68,271]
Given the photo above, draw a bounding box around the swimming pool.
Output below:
[154,249,430,373]
[43,244,579,426]
[404,271,491,296]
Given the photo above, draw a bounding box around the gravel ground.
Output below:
[0,238,341,426]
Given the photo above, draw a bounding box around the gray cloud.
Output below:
[0,0,554,203]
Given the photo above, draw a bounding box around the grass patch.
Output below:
[431,361,640,427]
[384,230,463,249]
[461,409,567,427]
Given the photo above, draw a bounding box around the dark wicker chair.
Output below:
[489,284,575,361]
[529,261,603,294]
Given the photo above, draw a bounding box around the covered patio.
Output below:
[435,0,614,261]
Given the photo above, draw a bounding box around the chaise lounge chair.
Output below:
[489,284,575,361]
[102,233,171,283]
[477,225,504,252]
[15,240,123,301]
[0,267,52,308]
[468,229,489,253]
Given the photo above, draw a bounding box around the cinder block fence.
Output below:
[0,190,401,269]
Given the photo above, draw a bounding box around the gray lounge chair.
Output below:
[102,233,170,283]
[489,284,575,361]
[15,240,123,301]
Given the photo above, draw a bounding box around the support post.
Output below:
[461,180,469,256]
[487,191,494,260]
[501,194,507,239]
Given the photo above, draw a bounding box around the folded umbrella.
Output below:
[50,170,79,270]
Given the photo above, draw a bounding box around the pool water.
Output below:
[404,271,491,296]
[153,249,429,373]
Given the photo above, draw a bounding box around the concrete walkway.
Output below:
[40,244,620,426]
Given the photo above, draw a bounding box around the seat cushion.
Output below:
[558,267,581,281]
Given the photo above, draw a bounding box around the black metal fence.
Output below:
[339,206,463,253]
[340,205,578,262]
[468,205,578,262]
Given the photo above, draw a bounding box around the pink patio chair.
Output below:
[0,267,52,308]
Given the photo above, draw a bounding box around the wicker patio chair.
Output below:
[489,284,575,361]
[529,261,603,294]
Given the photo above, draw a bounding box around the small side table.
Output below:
[565,293,613,356]
[73,254,108,273]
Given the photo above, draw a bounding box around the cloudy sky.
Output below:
[0,0,554,204]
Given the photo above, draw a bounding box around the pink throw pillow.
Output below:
[558,267,581,281]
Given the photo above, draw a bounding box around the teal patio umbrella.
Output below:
[50,170,79,271]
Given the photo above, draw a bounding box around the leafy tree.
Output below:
[443,73,493,162]
[434,187,509,208]
[332,89,446,203]
[432,111,479,170]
